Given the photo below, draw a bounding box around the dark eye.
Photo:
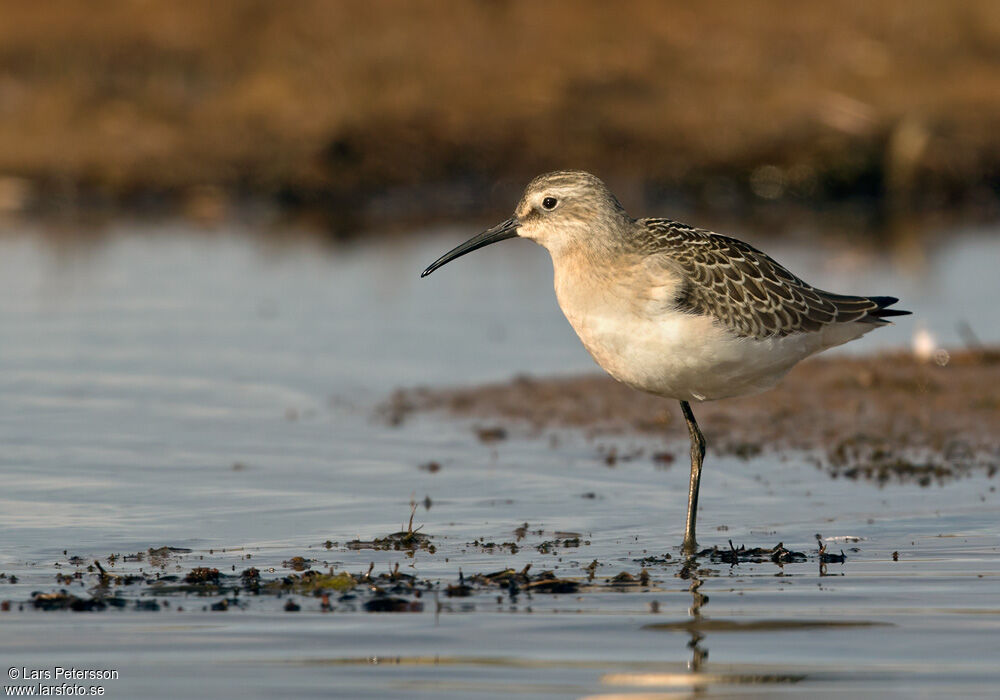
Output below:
[542,196,558,210]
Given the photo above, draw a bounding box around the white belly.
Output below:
[553,260,872,402]
[570,309,807,400]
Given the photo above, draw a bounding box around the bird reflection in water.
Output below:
[678,555,709,675]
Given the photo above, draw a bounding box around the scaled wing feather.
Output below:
[636,219,903,339]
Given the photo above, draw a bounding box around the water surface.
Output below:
[0,221,998,698]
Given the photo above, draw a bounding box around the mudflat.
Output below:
[2,2,1000,222]
[385,349,1000,484]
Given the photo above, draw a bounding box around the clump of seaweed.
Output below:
[346,504,435,553]
[468,539,520,554]
[185,567,221,584]
[265,570,358,596]
[697,540,807,565]
[536,532,588,554]
[13,519,867,616]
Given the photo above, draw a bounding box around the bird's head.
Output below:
[421,170,632,277]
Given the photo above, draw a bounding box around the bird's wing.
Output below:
[637,218,906,339]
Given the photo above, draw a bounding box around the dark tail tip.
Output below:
[869,296,911,318]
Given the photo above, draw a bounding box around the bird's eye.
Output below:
[542,196,558,210]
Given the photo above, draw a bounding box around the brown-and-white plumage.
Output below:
[637,218,907,339]
[422,170,910,552]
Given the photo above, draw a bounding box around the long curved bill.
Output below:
[421,217,520,278]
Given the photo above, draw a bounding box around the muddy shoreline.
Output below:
[2,535,836,616]
[385,349,1000,484]
[3,2,1000,231]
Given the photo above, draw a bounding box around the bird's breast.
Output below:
[552,257,809,401]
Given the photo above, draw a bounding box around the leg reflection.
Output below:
[680,557,709,673]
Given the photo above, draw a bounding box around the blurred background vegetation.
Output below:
[1,0,999,233]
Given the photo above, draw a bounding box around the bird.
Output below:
[421,170,910,554]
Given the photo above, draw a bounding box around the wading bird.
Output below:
[422,170,909,553]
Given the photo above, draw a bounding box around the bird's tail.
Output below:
[817,292,911,324]
[866,296,912,320]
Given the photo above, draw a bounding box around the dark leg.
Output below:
[680,400,706,554]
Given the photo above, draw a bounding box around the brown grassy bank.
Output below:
[1,1,1000,227]
[384,350,1000,484]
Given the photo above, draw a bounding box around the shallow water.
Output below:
[0,220,998,699]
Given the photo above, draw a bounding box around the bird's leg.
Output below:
[679,400,706,555]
